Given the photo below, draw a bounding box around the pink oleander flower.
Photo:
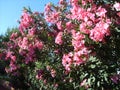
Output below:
[25,48,36,64]
[90,28,104,42]
[80,22,90,34]
[45,11,60,23]
[54,49,59,54]
[111,74,120,84]
[35,41,43,50]
[70,0,79,6]
[66,21,74,31]
[46,65,51,71]
[117,12,120,17]
[25,56,33,64]
[43,79,47,85]
[53,83,58,89]
[19,37,29,49]
[59,0,67,5]
[72,32,85,51]
[36,70,44,80]
[113,2,120,11]
[62,53,73,71]
[80,79,89,89]
[59,0,65,4]
[50,69,56,78]
[45,3,51,12]
[9,62,19,72]
[11,55,16,62]
[73,52,84,66]
[72,40,85,51]
[86,12,95,22]
[80,79,87,86]
[96,6,107,17]
[19,49,26,56]
[10,32,18,40]
[76,47,89,57]
[19,12,33,33]
[73,47,89,66]
[27,47,35,56]
[28,28,36,36]
[5,51,13,60]
[56,21,63,30]
[5,67,11,73]
[72,32,85,42]
[71,6,87,21]
[55,32,63,45]
[90,20,110,42]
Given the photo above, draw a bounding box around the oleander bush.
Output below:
[0,0,120,90]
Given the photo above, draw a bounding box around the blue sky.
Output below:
[0,0,58,35]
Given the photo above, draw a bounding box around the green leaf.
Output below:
[97,81,100,87]
[90,65,96,69]
[115,27,120,32]
[87,78,91,86]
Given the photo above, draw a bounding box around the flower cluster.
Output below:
[4,11,45,74]
[113,2,120,11]
[19,11,34,34]
[44,0,112,71]
[70,0,111,42]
